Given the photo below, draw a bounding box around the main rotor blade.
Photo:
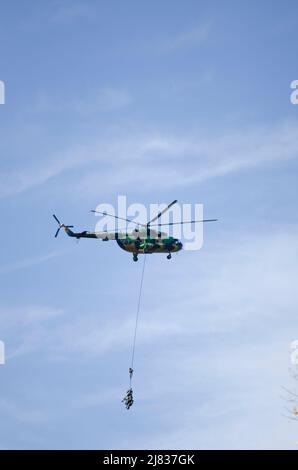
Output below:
[55,228,60,238]
[147,200,178,226]
[91,210,147,228]
[150,219,218,227]
[53,214,61,225]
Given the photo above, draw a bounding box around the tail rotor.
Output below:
[53,214,74,238]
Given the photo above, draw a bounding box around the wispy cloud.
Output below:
[2,119,298,200]
[160,22,212,53]
[3,230,298,357]
[34,87,132,115]
[0,306,63,331]
[0,306,64,359]
[50,1,96,25]
[0,398,50,425]
[0,252,61,275]
[70,119,298,198]
[0,138,95,200]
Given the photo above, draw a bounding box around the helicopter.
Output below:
[53,200,217,261]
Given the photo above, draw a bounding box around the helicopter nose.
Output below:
[176,241,183,251]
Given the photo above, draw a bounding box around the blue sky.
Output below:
[0,0,298,449]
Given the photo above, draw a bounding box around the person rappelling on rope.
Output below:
[122,255,146,410]
[122,388,134,410]
[122,368,134,409]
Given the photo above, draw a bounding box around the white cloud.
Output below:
[0,398,50,424]
[0,251,62,274]
[158,22,212,53]
[0,305,63,331]
[94,87,132,112]
[33,87,132,115]
[50,1,95,25]
[2,119,298,200]
[74,119,298,198]
[0,143,88,198]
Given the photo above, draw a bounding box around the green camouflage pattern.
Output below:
[62,226,183,255]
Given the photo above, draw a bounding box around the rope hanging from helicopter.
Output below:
[122,254,147,410]
[52,201,218,411]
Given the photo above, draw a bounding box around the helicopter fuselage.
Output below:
[116,236,183,254]
[52,196,217,261]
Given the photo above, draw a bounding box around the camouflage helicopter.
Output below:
[53,200,217,262]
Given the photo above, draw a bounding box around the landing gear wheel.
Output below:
[167,253,172,260]
[133,254,138,262]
